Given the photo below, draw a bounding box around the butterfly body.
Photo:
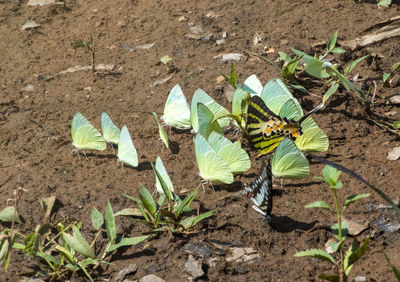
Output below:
[245,161,273,221]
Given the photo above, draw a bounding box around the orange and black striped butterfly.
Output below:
[247,96,322,158]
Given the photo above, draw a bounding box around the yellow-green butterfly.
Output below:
[71,112,106,152]
[161,84,191,130]
[154,156,174,195]
[101,112,120,145]
[117,126,138,167]
[197,103,223,139]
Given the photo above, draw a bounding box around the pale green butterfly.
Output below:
[117,125,138,167]
[71,112,106,152]
[161,84,191,130]
[101,112,120,145]
[191,88,230,133]
[207,131,250,175]
[260,78,303,116]
[194,134,233,185]
[271,139,309,179]
[152,112,169,148]
[231,87,251,130]
[242,74,263,96]
[278,99,328,152]
[154,156,174,195]
[197,103,222,139]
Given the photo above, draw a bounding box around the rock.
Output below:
[184,34,201,40]
[222,32,227,38]
[205,11,219,18]
[208,257,218,268]
[150,75,173,88]
[226,247,260,263]
[216,39,225,45]
[388,95,400,104]
[185,255,204,278]
[387,147,400,160]
[21,84,34,92]
[343,216,368,236]
[216,75,225,84]
[115,264,138,282]
[138,274,165,282]
[21,20,40,30]
[183,243,211,259]
[354,276,367,282]
[117,20,126,27]
[214,53,242,62]
[178,16,188,22]
[224,85,235,102]
[136,43,155,50]
[33,74,54,81]
[372,217,400,233]
[27,0,63,6]
[189,24,204,35]
[122,44,133,52]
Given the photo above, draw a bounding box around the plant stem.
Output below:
[332,189,345,282]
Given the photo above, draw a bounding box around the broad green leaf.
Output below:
[331,47,345,54]
[279,51,292,62]
[107,235,149,253]
[328,237,346,253]
[393,62,400,72]
[180,210,214,229]
[291,48,330,79]
[393,120,400,129]
[63,226,96,258]
[0,238,9,262]
[323,82,339,104]
[160,55,172,65]
[320,165,342,188]
[0,207,21,223]
[289,84,308,93]
[105,201,117,243]
[305,201,331,211]
[157,194,166,207]
[327,31,338,52]
[139,186,156,216]
[344,237,370,274]
[344,55,369,75]
[344,194,370,208]
[331,220,349,239]
[91,207,104,230]
[383,72,391,83]
[122,193,142,204]
[294,248,336,265]
[318,273,339,282]
[175,187,198,218]
[36,251,61,265]
[115,208,142,217]
[384,253,400,281]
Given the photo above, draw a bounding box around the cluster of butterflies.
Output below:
[71,112,138,167]
[70,75,329,221]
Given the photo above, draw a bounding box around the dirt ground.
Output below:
[1,0,400,281]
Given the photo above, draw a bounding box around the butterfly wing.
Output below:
[242,74,263,96]
[117,126,138,167]
[295,116,329,152]
[101,112,121,145]
[197,103,223,139]
[246,161,273,220]
[272,139,309,179]
[194,134,233,184]
[162,84,191,130]
[191,88,230,132]
[154,156,174,194]
[71,112,106,151]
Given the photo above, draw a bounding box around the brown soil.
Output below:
[1,0,400,281]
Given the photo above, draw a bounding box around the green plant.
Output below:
[384,253,400,281]
[73,35,96,72]
[295,165,370,282]
[123,163,214,233]
[383,62,400,87]
[378,0,392,7]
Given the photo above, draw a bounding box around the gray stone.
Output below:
[185,255,204,278]
[183,243,211,259]
[115,264,138,282]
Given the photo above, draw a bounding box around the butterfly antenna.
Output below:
[297,103,324,125]
[280,178,284,190]
[110,143,115,153]
[82,150,88,160]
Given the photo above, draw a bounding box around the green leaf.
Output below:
[107,235,149,253]
[393,62,400,72]
[331,220,349,239]
[63,226,96,258]
[160,55,172,65]
[73,40,87,49]
[344,194,370,208]
[122,193,142,204]
[157,194,166,208]
[323,82,339,104]
[305,201,331,211]
[152,112,169,148]
[140,186,157,216]
[229,63,237,88]
[327,31,338,52]
[36,251,61,265]
[320,165,342,188]
[384,253,400,281]
[105,201,117,243]
[152,164,171,203]
[328,237,346,253]
[392,120,400,129]
[294,249,336,265]
[175,187,198,218]
[55,245,76,263]
[383,72,391,83]
[318,273,339,282]
[279,51,293,63]
[0,237,9,261]
[331,47,345,54]
[344,55,369,75]
[378,0,392,7]
[115,208,142,217]
[291,48,330,79]
[289,84,308,94]
[0,207,21,223]
[344,237,370,274]
[180,210,214,230]
[91,207,104,230]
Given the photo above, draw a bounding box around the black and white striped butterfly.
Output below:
[244,160,273,221]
